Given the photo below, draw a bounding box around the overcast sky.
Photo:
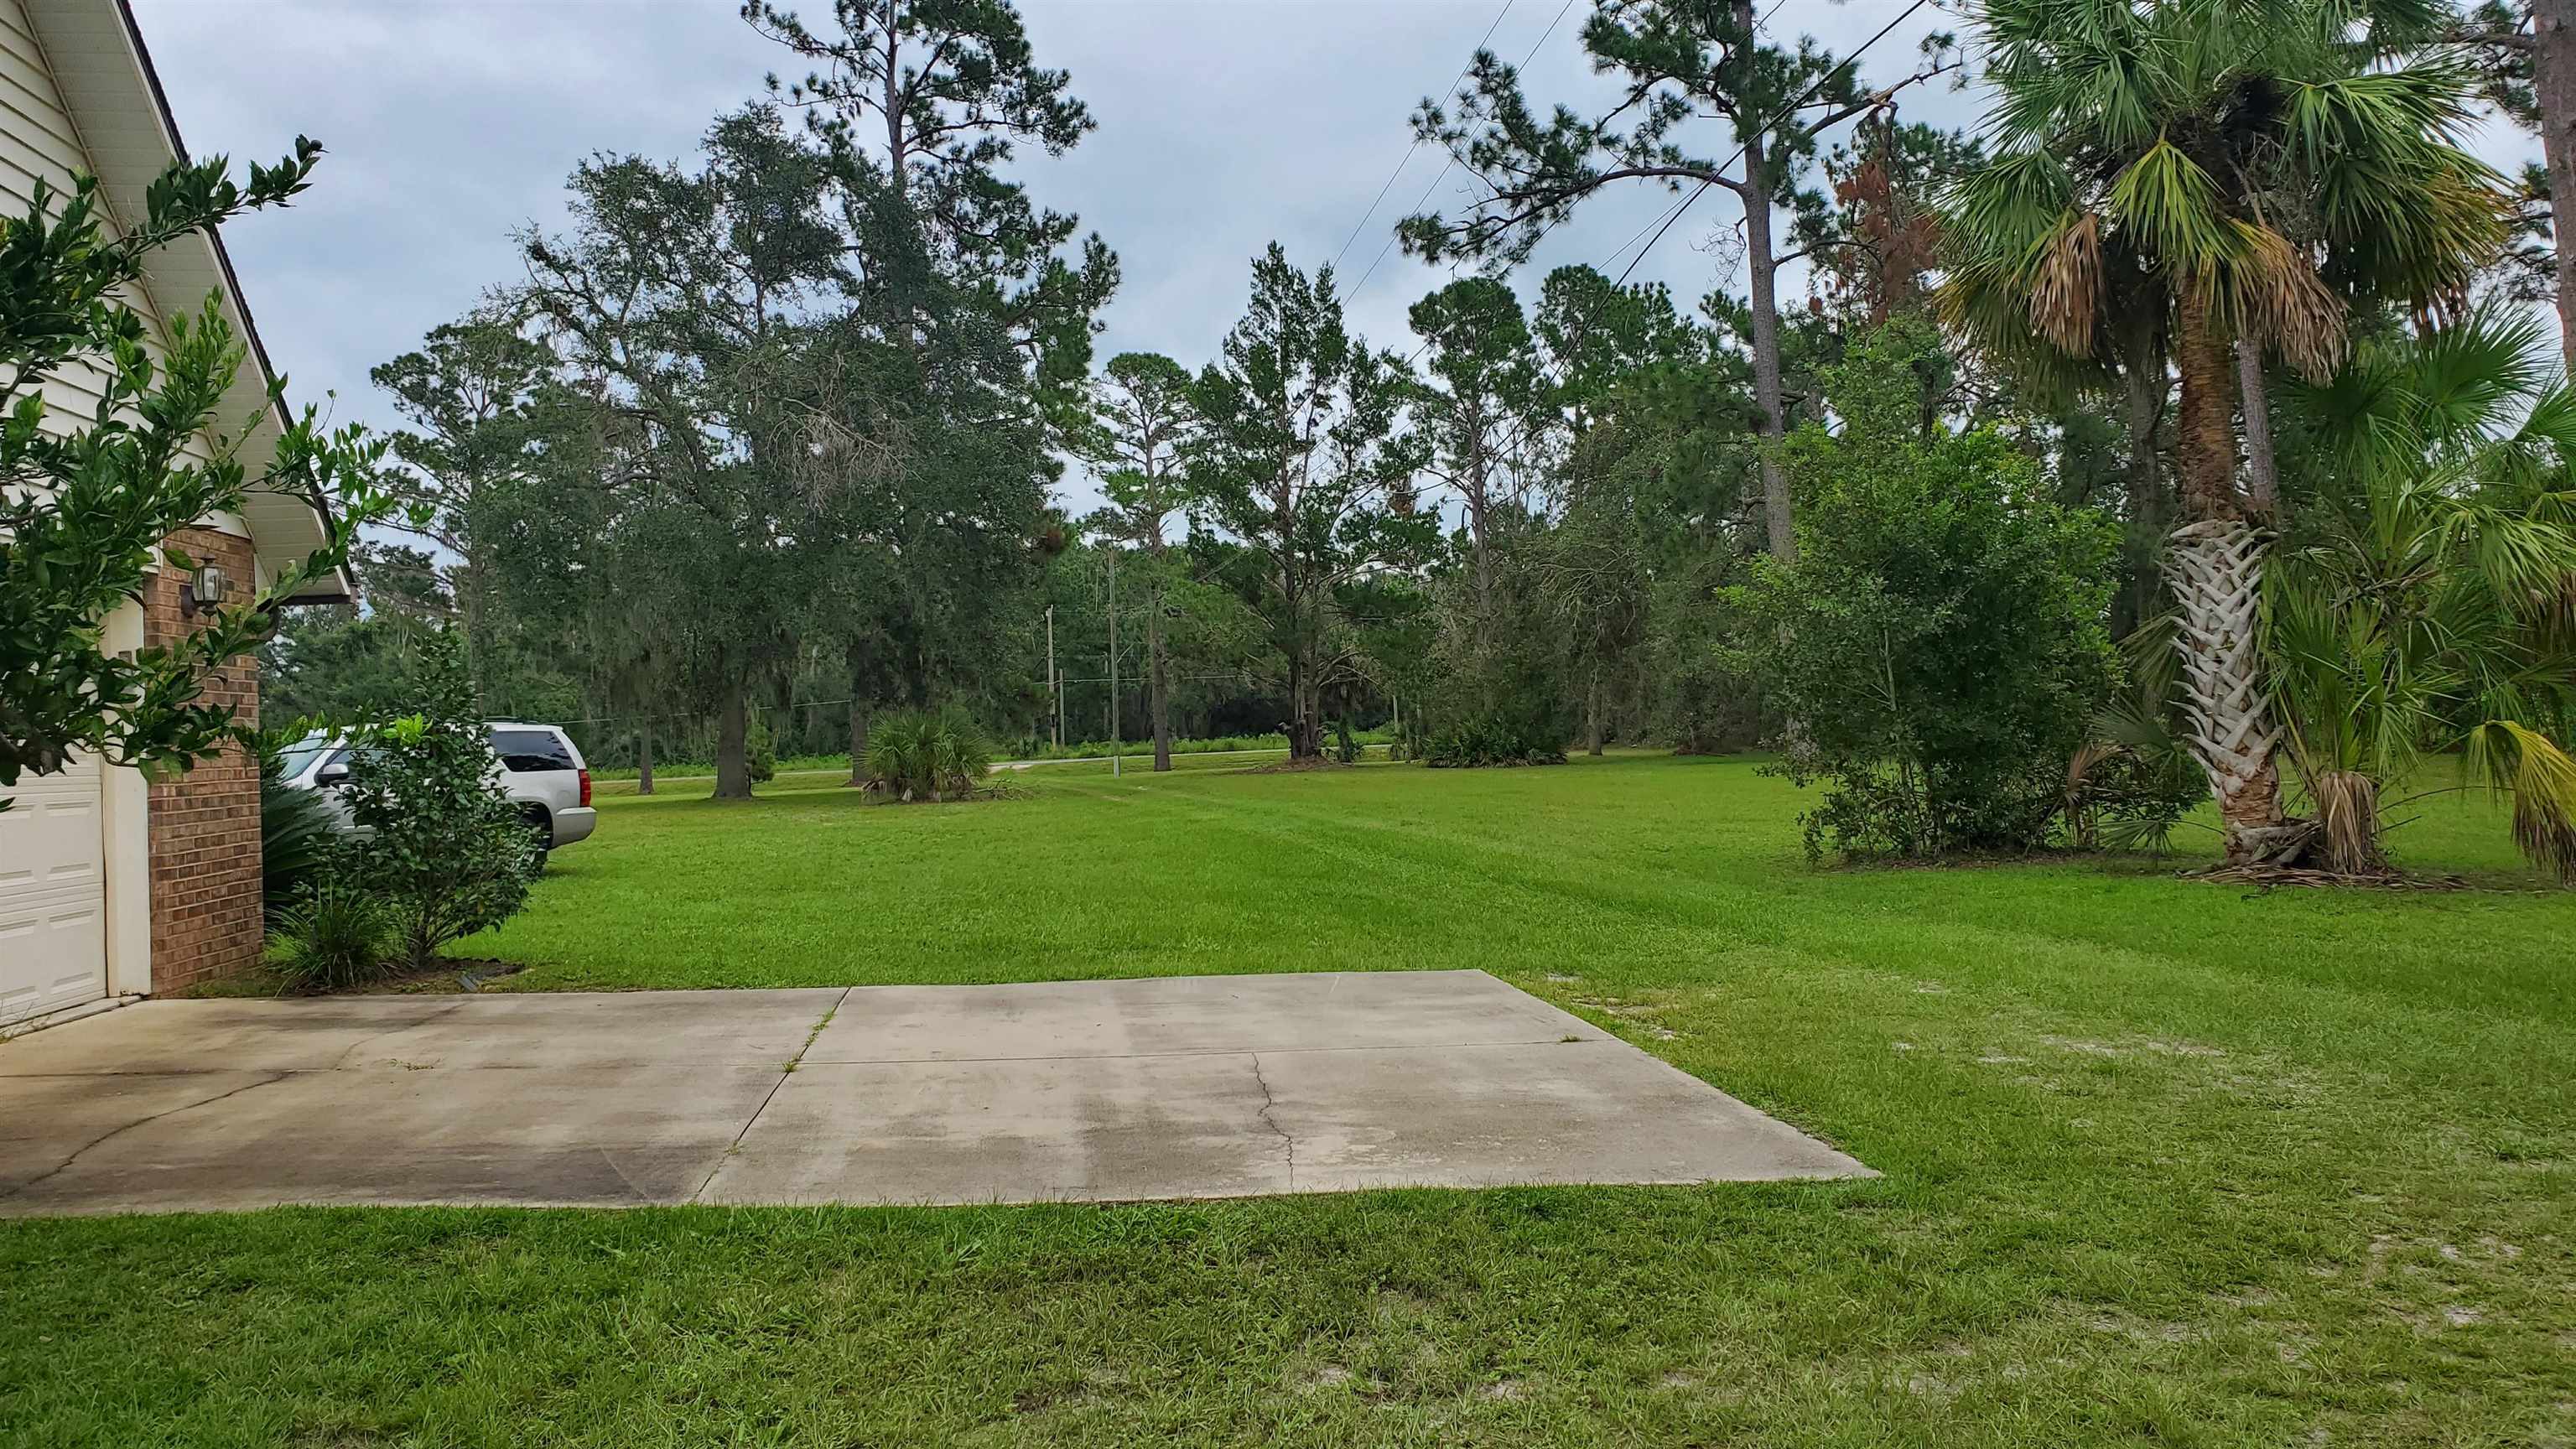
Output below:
[124,0,1981,508]
[126,0,2528,515]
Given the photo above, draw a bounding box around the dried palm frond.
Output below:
[2306,769,2387,875]
[2220,221,2347,381]
[2028,210,2105,356]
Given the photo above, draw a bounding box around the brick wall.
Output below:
[141,527,264,994]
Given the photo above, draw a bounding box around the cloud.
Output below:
[130,0,2534,520]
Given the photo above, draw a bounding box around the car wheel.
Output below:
[522,812,552,872]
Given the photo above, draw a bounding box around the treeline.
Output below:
[258,0,2576,880]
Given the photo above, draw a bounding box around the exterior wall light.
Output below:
[179,564,231,617]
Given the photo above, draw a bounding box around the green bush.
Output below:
[1421,715,1566,767]
[340,630,539,969]
[258,754,339,922]
[1422,515,1577,766]
[745,709,777,785]
[863,705,995,801]
[1732,323,2120,860]
[264,886,396,992]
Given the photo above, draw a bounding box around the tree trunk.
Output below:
[1586,665,1605,756]
[636,719,654,797]
[2117,340,2166,636]
[1148,594,1172,772]
[2166,301,2288,864]
[713,688,754,800]
[1285,651,1322,760]
[2236,337,2279,517]
[2537,0,2576,368]
[1740,114,1797,564]
[845,638,871,786]
[460,555,495,709]
[1467,420,1494,645]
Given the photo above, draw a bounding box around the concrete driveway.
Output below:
[0,970,1867,1216]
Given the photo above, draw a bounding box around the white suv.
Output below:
[486,722,598,863]
[278,722,598,865]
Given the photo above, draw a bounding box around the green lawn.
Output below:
[8,753,2573,1446]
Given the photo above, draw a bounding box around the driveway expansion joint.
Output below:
[802,1036,1604,1067]
[693,987,850,1203]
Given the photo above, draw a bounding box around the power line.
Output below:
[1343,0,1584,307]
[1613,0,1935,287]
[1327,0,1519,284]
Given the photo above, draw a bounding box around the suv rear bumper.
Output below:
[550,807,598,849]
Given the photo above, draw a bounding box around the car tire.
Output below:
[522,810,552,872]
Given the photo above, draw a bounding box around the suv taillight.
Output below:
[578,768,592,808]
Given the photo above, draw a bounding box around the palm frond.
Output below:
[2028,210,2106,356]
[2107,138,2233,273]
[2216,220,2345,380]
[2461,719,2576,882]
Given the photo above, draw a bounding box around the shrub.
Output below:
[1422,715,1566,767]
[1732,323,2120,860]
[745,709,777,785]
[340,630,539,970]
[2064,617,2208,854]
[265,886,396,992]
[258,750,340,921]
[863,705,995,801]
[1649,553,1772,755]
[1422,515,1577,766]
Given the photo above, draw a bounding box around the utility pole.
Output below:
[1045,605,1058,748]
[1108,548,1122,778]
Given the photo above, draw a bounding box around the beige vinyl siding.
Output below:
[0,0,216,475]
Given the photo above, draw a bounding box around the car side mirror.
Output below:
[315,764,350,787]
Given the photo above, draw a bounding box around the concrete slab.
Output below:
[0,974,1870,1217]
[2,1065,785,1214]
[0,997,470,1076]
[325,988,842,1072]
[701,1053,1292,1205]
[0,989,844,1076]
[1255,1041,1867,1191]
[805,969,1606,1063]
[0,1071,285,1195]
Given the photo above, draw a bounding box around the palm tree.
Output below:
[1942,0,2508,865]
[2267,306,2576,879]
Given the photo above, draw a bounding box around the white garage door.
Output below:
[0,755,109,1027]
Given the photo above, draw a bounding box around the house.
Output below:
[0,0,352,1031]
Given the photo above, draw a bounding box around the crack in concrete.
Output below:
[329,1000,476,1072]
[691,988,850,1203]
[3,1071,297,1201]
[1249,1052,1294,1191]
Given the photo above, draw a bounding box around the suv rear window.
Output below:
[491,728,576,773]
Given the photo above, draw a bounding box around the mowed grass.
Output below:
[7,753,2574,1446]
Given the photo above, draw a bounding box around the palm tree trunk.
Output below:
[2115,318,2166,637]
[636,719,654,797]
[2166,302,2292,865]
